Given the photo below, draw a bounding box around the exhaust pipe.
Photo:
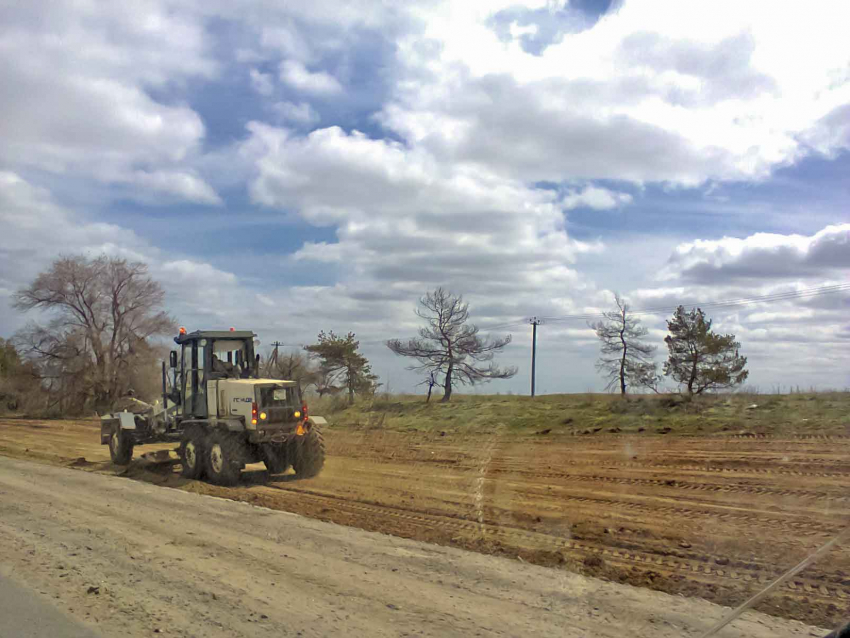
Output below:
[161,361,168,424]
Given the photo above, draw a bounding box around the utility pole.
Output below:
[267,341,282,376]
[529,317,542,397]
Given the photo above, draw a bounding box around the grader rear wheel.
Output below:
[292,427,325,478]
[262,443,288,475]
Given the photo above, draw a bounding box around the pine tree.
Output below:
[304,331,377,404]
[663,306,748,394]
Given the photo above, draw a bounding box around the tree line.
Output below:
[1,254,749,416]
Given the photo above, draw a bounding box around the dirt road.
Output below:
[0,417,848,629]
[0,574,97,638]
[0,455,827,637]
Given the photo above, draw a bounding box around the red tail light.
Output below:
[301,402,308,420]
[251,401,258,425]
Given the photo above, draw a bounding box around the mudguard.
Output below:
[99,412,136,444]
[219,418,246,432]
[100,416,115,444]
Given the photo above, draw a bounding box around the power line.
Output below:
[516,282,849,398]
[539,283,850,324]
[356,283,849,348]
[480,320,530,331]
[276,282,848,394]
[466,283,849,335]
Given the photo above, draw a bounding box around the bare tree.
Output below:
[590,293,658,394]
[417,370,439,403]
[266,348,320,394]
[387,288,517,402]
[13,255,174,413]
[314,369,342,397]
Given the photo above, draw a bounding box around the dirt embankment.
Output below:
[0,416,848,629]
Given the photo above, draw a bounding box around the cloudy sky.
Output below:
[1,0,848,394]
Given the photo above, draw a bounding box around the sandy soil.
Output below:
[0,455,829,638]
[0,417,848,630]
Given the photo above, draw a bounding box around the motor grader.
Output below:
[100,328,325,485]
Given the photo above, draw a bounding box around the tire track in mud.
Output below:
[257,481,850,612]
[410,453,850,481]
[529,472,850,503]
[342,464,844,538]
[552,431,850,447]
[510,457,850,479]
[358,457,850,504]
[495,489,842,540]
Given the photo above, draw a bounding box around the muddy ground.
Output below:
[0,417,848,630]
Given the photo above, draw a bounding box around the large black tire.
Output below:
[205,431,245,486]
[292,427,325,478]
[179,429,205,479]
[262,443,288,475]
[108,427,134,465]
[825,621,850,638]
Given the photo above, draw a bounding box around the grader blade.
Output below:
[138,449,179,466]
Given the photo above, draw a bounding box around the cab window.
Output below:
[258,386,295,406]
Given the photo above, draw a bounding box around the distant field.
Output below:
[310,391,850,436]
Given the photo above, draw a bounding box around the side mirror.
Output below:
[169,350,178,369]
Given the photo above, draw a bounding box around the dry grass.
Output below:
[308,391,850,436]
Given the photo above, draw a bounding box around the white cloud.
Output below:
[661,224,850,282]
[509,22,539,39]
[243,122,598,315]
[159,260,237,285]
[0,171,237,332]
[128,171,224,206]
[380,0,850,185]
[0,0,220,204]
[561,186,633,210]
[0,172,141,275]
[279,60,343,95]
[249,68,275,96]
[235,48,266,64]
[272,101,320,125]
[260,24,315,63]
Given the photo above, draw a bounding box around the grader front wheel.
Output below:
[206,431,245,486]
[109,428,134,465]
[179,430,205,480]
